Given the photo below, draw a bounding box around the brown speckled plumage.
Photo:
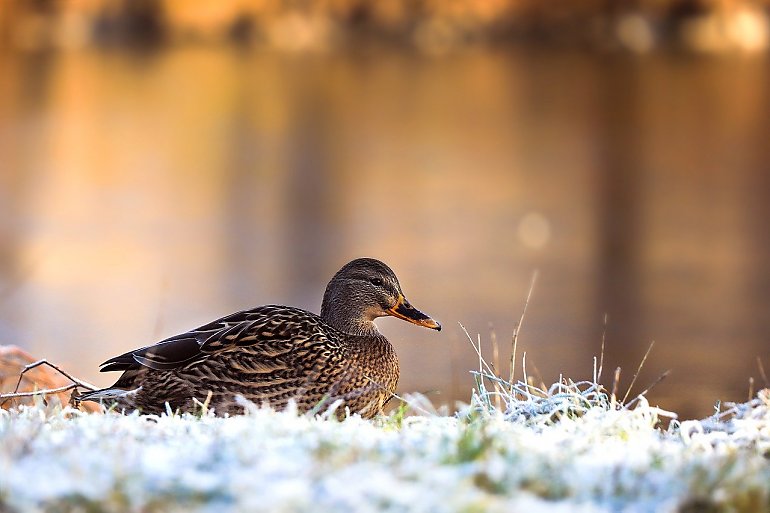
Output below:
[79,258,440,418]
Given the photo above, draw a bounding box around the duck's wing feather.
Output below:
[100,305,327,373]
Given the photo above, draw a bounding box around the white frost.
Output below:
[0,387,769,512]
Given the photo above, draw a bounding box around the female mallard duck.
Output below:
[79,258,440,418]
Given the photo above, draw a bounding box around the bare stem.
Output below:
[622,341,655,405]
[624,370,670,409]
[598,313,608,383]
[757,357,769,388]
[459,323,498,381]
[489,328,502,410]
[509,270,538,384]
[0,384,77,400]
[611,367,621,404]
[1,359,98,408]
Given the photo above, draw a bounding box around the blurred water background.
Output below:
[1,0,770,419]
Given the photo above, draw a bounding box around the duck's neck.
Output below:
[320,285,382,337]
[321,309,381,337]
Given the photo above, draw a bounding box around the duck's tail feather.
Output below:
[78,386,141,404]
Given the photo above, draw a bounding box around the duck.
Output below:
[78,258,441,418]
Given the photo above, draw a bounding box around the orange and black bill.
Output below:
[387,294,441,331]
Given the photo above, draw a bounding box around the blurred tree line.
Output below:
[0,0,768,54]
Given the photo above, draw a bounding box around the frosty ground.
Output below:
[1,381,769,513]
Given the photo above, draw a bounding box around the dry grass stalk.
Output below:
[509,271,537,385]
[757,357,769,388]
[621,340,655,404]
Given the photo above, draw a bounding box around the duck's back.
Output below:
[83,305,399,417]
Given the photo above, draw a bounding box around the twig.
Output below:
[0,384,78,400]
[16,359,97,393]
[1,359,98,408]
[622,341,655,404]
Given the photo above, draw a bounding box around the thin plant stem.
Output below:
[509,270,537,384]
[598,313,608,383]
[757,357,769,388]
[622,341,655,404]
[623,370,670,409]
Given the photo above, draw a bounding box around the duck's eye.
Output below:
[370,278,384,287]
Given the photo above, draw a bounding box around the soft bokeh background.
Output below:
[1,0,770,419]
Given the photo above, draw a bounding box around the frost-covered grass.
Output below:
[2,383,770,513]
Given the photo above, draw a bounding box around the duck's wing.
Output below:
[99,305,327,372]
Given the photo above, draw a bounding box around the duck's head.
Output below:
[321,258,441,335]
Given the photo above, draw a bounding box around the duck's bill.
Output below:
[387,294,442,331]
